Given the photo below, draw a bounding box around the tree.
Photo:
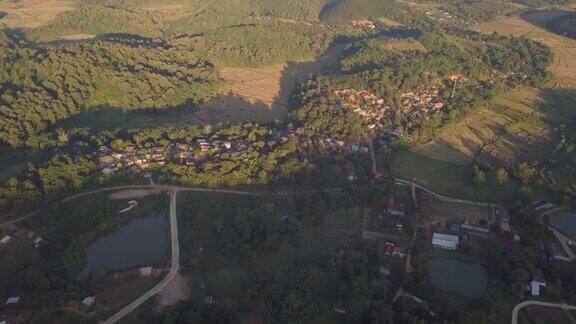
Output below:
[496,168,509,185]
[473,165,486,188]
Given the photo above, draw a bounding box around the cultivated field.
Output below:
[416,10,576,167]
[0,0,78,28]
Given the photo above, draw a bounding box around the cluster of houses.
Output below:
[333,86,448,134]
[0,225,43,249]
[431,205,520,250]
[351,20,376,29]
[96,132,291,177]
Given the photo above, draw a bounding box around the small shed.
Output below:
[6,297,20,305]
[138,267,153,277]
[82,296,95,307]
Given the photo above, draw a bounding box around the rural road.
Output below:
[511,300,576,324]
[105,190,180,324]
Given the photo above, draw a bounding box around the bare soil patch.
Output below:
[158,273,190,307]
[109,188,165,200]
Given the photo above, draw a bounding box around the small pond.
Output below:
[550,212,576,240]
[428,258,488,299]
[76,213,169,280]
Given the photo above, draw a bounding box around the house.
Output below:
[98,155,115,167]
[432,233,459,250]
[383,242,396,256]
[393,246,406,258]
[0,235,11,246]
[138,267,152,277]
[333,302,347,314]
[82,296,95,308]
[497,206,511,233]
[460,224,490,240]
[33,237,43,248]
[14,228,34,239]
[530,271,546,296]
[5,297,20,305]
[387,197,405,216]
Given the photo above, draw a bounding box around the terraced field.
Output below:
[416,10,576,167]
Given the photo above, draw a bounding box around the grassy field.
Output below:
[393,149,518,202]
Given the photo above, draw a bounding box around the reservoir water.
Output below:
[428,258,488,299]
[550,212,576,240]
[76,213,169,280]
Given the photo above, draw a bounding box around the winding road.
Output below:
[105,190,180,324]
[511,300,576,324]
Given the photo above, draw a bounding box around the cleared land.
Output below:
[416,11,576,167]
[0,0,78,28]
[420,194,494,225]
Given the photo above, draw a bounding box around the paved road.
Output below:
[511,300,576,324]
[105,190,180,324]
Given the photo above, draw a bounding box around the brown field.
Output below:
[0,0,78,28]
[416,11,576,166]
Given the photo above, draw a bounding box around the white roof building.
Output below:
[432,233,459,250]
[138,267,153,277]
[82,296,95,307]
[531,280,546,296]
[6,297,20,305]
[0,236,11,246]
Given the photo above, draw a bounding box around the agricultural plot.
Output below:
[0,0,78,28]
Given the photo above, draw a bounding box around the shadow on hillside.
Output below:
[521,9,576,39]
[197,40,348,125]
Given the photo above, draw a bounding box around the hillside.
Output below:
[319,0,400,22]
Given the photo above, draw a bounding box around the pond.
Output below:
[76,213,169,280]
[550,212,576,240]
[428,258,488,299]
